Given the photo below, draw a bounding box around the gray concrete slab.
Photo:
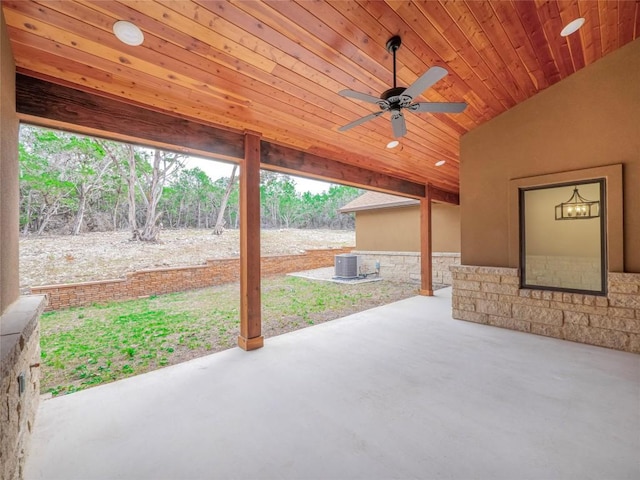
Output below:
[288,266,383,284]
[25,288,640,480]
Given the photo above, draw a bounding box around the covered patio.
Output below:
[2,2,640,479]
[25,289,640,479]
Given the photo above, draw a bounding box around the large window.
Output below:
[520,180,606,295]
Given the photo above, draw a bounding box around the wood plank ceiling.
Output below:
[3,1,639,193]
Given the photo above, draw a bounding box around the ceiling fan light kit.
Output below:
[338,36,467,139]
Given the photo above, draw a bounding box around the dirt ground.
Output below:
[19,228,355,290]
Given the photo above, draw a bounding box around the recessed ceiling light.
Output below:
[386,140,400,149]
[113,20,144,46]
[560,18,585,37]
[435,160,446,167]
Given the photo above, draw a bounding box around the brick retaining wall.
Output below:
[451,265,640,353]
[32,247,353,311]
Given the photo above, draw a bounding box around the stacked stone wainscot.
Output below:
[1,296,46,480]
[451,266,640,353]
[354,251,460,285]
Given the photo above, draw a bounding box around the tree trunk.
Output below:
[138,149,164,242]
[71,186,88,235]
[126,145,139,240]
[36,202,59,235]
[22,191,32,235]
[177,197,183,228]
[112,196,120,231]
[213,164,237,235]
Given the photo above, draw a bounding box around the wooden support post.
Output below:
[238,132,264,351]
[420,185,434,296]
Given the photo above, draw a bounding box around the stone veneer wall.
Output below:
[451,265,640,353]
[525,255,601,291]
[32,247,352,311]
[1,296,47,480]
[354,251,460,285]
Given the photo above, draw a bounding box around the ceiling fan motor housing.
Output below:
[381,87,408,108]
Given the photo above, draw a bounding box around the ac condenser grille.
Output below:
[335,254,358,278]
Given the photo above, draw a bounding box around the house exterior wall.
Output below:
[355,207,419,251]
[355,204,460,253]
[1,11,46,480]
[355,251,460,285]
[455,38,640,352]
[0,8,19,312]
[460,38,640,271]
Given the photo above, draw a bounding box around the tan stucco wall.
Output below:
[432,204,461,253]
[355,203,460,253]
[356,207,420,251]
[460,38,640,272]
[0,9,19,313]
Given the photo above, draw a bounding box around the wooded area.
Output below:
[19,126,360,237]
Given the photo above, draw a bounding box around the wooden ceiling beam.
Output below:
[260,142,427,199]
[15,73,245,161]
[15,74,448,199]
[430,188,460,205]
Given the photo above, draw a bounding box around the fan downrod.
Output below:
[386,36,402,90]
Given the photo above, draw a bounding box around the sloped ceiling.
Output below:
[3,0,638,192]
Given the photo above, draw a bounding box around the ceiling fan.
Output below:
[338,36,467,138]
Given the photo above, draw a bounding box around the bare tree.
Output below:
[35,192,70,235]
[136,148,184,242]
[70,149,115,235]
[100,142,139,239]
[213,164,238,235]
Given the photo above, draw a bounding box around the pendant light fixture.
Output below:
[555,186,600,220]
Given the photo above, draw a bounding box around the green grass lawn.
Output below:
[40,276,416,396]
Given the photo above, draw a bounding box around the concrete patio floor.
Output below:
[25,288,640,480]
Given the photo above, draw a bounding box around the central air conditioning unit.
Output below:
[335,254,359,278]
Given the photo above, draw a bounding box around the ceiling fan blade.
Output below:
[339,89,383,104]
[409,102,467,113]
[390,111,407,138]
[338,111,384,132]
[401,66,449,102]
